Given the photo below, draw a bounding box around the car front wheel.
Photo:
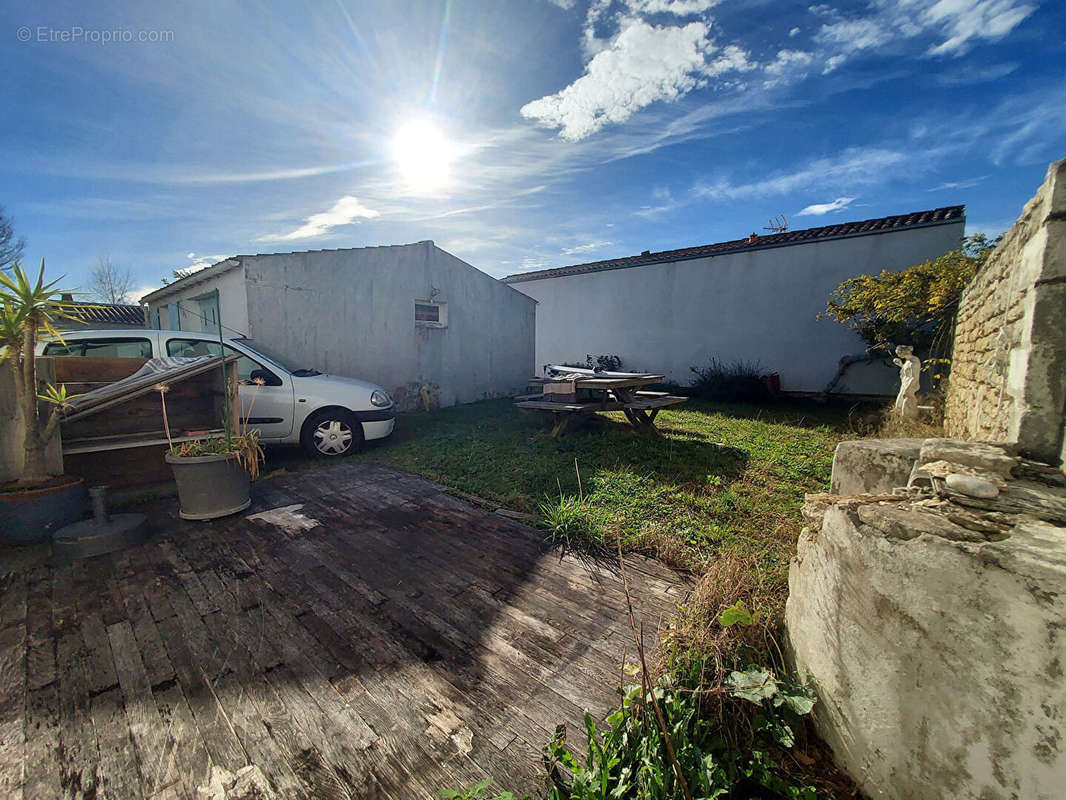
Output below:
[301,409,363,458]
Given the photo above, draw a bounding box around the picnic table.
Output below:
[515,367,687,436]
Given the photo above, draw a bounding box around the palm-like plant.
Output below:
[0,260,83,486]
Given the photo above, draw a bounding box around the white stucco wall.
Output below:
[508,223,964,394]
[241,242,535,409]
[144,261,249,337]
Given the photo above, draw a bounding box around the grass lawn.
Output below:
[272,396,855,613]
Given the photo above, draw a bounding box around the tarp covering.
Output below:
[61,356,227,419]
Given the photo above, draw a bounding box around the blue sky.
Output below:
[2,0,1064,299]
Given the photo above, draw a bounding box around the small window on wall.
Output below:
[415,301,447,328]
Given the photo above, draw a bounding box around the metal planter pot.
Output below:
[165,452,251,520]
[0,477,88,544]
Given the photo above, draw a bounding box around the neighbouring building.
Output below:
[57,298,146,330]
[503,207,966,395]
[141,241,536,410]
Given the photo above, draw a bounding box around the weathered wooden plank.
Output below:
[151,610,247,774]
[239,579,451,799]
[147,780,189,800]
[0,572,28,798]
[159,579,307,799]
[23,681,61,799]
[79,614,119,697]
[107,621,182,795]
[90,687,144,799]
[121,594,176,690]
[24,567,55,692]
[152,680,213,796]
[55,627,101,800]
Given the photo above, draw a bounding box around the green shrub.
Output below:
[538,494,604,552]
[689,358,771,403]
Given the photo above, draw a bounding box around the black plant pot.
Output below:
[165,452,251,520]
[0,476,88,544]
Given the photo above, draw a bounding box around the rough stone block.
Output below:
[919,438,1018,477]
[829,439,922,495]
[786,506,1066,800]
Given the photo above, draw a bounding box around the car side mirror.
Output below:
[249,368,282,387]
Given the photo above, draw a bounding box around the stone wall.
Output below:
[786,438,1066,800]
[945,158,1066,465]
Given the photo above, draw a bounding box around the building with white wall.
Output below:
[142,241,535,410]
[503,207,965,396]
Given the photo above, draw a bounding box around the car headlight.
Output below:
[370,390,392,408]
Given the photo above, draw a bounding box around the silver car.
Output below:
[36,329,395,457]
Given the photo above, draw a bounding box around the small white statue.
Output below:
[893,345,921,420]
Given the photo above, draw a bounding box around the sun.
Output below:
[391,119,457,193]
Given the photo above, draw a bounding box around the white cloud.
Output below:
[521,18,721,140]
[129,284,159,304]
[765,49,814,76]
[524,0,1033,143]
[520,255,550,271]
[561,240,614,255]
[817,18,888,54]
[822,54,847,73]
[928,176,987,191]
[707,44,756,76]
[626,0,720,14]
[634,186,681,217]
[920,0,1036,55]
[694,147,908,200]
[815,0,1036,71]
[796,196,856,216]
[181,252,230,274]
[259,196,380,241]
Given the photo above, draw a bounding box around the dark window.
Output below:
[414,303,440,323]
[165,338,266,383]
[43,338,152,358]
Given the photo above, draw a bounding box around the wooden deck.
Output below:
[0,463,687,799]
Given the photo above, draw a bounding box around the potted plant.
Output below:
[0,261,88,543]
[158,376,265,520]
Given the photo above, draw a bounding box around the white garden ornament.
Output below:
[893,345,921,420]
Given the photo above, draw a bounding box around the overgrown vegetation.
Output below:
[275,398,860,797]
[822,233,1000,366]
[689,358,772,403]
[540,664,818,799]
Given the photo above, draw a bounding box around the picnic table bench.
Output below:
[515,369,686,436]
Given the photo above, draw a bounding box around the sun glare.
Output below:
[392,119,457,193]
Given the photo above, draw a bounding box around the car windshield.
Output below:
[238,339,322,376]
[232,339,292,375]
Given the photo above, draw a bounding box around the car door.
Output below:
[163,337,295,441]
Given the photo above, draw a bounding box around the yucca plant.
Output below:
[0,260,83,486]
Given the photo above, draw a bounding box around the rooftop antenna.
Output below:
[764,214,789,234]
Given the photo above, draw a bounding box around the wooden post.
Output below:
[228,360,240,432]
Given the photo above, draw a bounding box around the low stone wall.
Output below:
[786,438,1066,800]
[944,158,1066,466]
